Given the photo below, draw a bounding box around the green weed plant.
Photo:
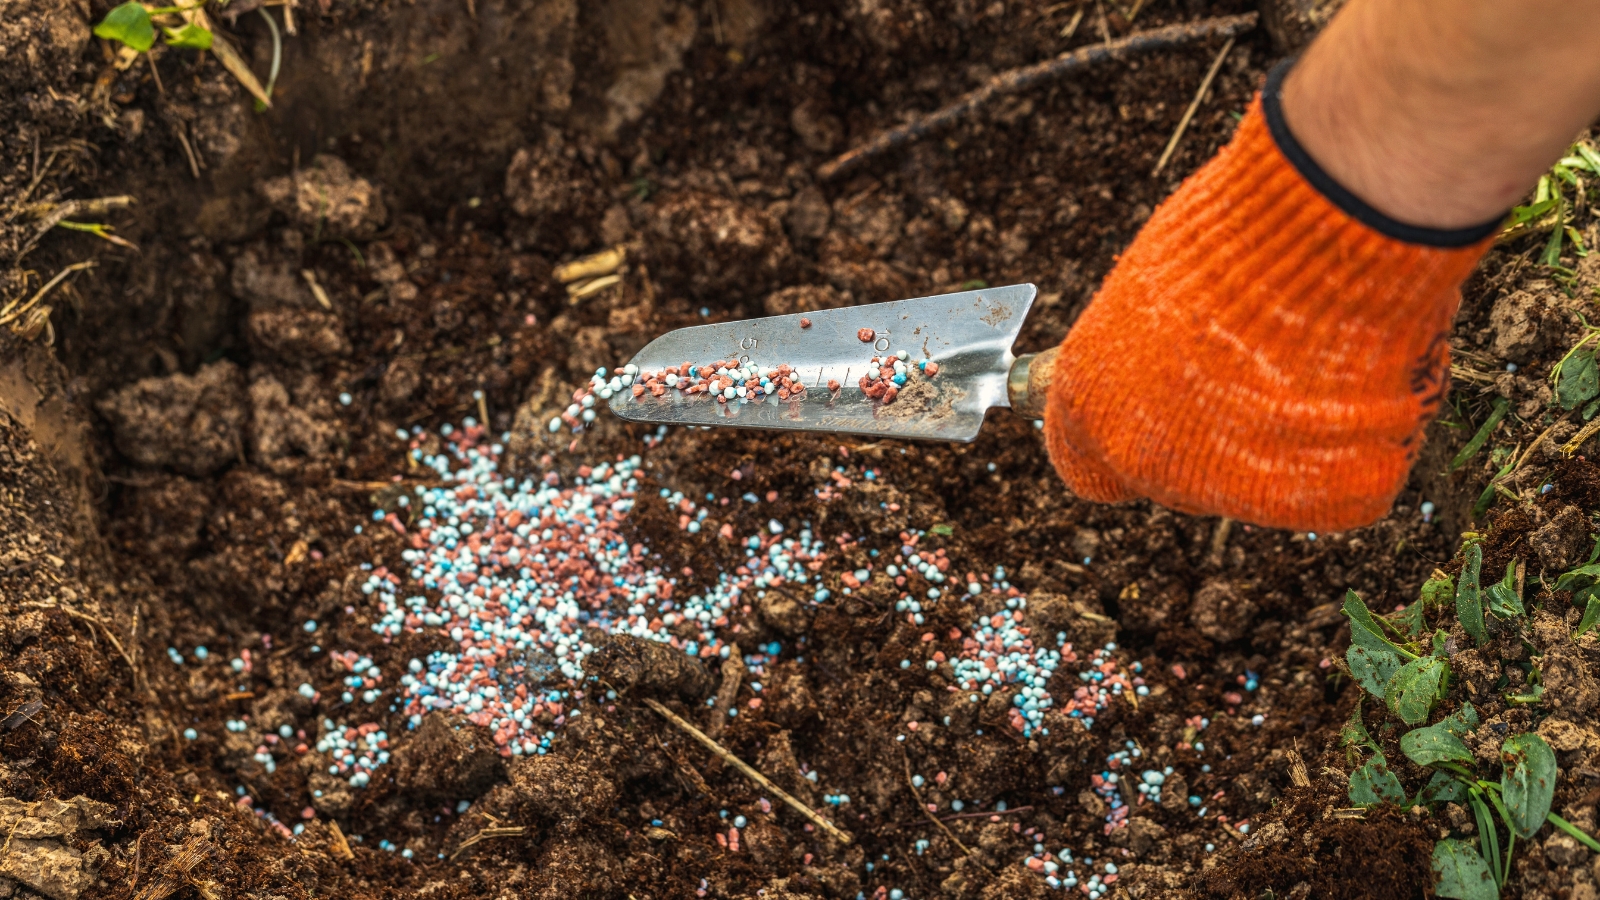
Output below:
[1340,540,1600,898]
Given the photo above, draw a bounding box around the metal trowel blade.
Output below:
[608,283,1036,442]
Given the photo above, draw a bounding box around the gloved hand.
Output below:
[1042,65,1498,531]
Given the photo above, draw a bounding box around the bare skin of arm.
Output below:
[1283,0,1600,230]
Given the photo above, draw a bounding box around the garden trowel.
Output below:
[607,283,1056,442]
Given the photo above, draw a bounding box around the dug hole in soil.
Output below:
[4,1,1600,898]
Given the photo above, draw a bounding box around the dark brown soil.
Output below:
[4,1,1600,899]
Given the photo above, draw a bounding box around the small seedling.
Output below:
[92,1,277,108]
[94,1,212,53]
[53,220,137,251]
[1341,590,1436,719]
[1551,321,1600,422]
[1502,141,1600,270]
[1339,542,1600,898]
[1449,398,1510,472]
[1554,536,1600,638]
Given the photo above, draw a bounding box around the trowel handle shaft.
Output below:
[1007,346,1058,419]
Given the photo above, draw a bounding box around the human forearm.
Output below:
[1283,0,1600,230]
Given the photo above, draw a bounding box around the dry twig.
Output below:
[0,261,95,327]
[899,745,971,856]
[0,150,59,227]
[452,825,525,859]
[706,643,743,741]
[1206,516,1232,567]
[147,51,165,96]
[1152,35,1234,176]
[175,128,202,180]
[133,836,219,900]
[190,9,273,108]
[642,697,854,844]
[22,196,134,220]
[326,819,355,860]
[12,201,78,263]
[1563,415,1600,457]
[300,268,332,309]
[1494,415,1570,483]
[554,246,627,283]
[818,13,1257,180]
[1286,741,1312,788]
[1060,7,1084,38]
[330,478,441,493]
[0,802,31,859]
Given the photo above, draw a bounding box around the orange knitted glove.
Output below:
[1043,64,1499,532]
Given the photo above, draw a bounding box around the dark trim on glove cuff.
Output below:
[1262,60,1504,248]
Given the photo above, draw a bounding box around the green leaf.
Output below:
[1484,561,1525,619]
[1421,571,1457,609]
[929,524,954,536]
[1575,592,1600,638]
[1345,590,1412,655]
[1345,590,1414,696]
[1559,348,1600,410]
[1549,811,1600,854]
[1458,544,1488,645]
[1433,838,1499,900]
[93,1,155,52]
[1544,197,1570,266]
[1501,733,1558,839]
[1444,703,1481,734]
[1349,753,1406,807]
[1507,197,1559,228]
[1471,476,1504,522]
[1339,701,1379,755]
[1392,600,1428,641]
[1578,144,1600,176]
[1386,655,1448,725]
[1469,790,1504,883]
[1449,398,1510,472]
[162,22,212,49]
[1417,770,1469,805]
[1507,683,1545,704]
[1349,644,1403,698]
[1401,719,1475,767]
[1555,562,1600,593]
[1585,398,1600,421]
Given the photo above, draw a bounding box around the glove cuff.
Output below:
[1261,60,1504,247]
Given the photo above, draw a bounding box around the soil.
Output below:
[878,368,957,422]
[3,1,1600,899]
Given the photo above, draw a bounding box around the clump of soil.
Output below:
[3,1,1600,899]
[879,368,961,422]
